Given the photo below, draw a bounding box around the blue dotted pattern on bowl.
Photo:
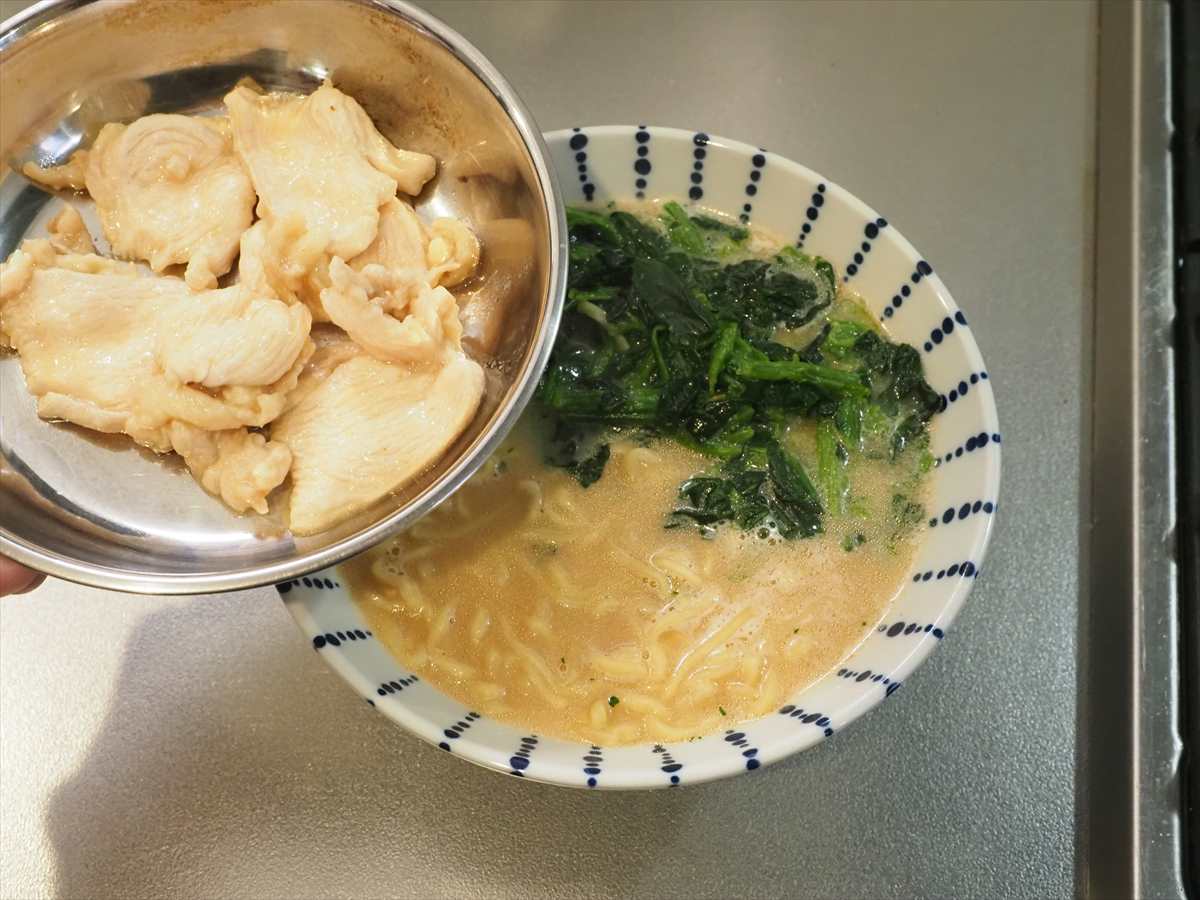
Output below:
[934,430,1002,468]
[570,128,595,202]
[722,730,763,771]
[688,132,709,200]
[776,707,835,739]
[843,218,889,282]
[877,620,946,640]
[927,500,996,529]
[739,151,767,223]
[836,667,902,697]
[911,561,980,582]
[937,370,989,411]
[435,710,482,753]
[279,125,1002,790]
[581,743,604,787]
[377,674,418,696]
[650,744,684,786]
[922,310,969,353]
[509,734,538,776]
[881,261,934,318]
[277,575,341,593]
[310,628,371,649]
[633,126,651,198]
[796,183,826,248]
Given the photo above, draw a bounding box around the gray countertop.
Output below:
[0,1,1096,897]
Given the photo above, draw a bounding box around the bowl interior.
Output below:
[280,125,1001,790]
[0,0,563,593]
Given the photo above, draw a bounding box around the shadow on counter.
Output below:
[40,591,845,899]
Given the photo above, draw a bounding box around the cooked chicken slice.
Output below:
[166,422,292,514]
[280,325,363,414]
[85,114,255,290]
[458,218,535,356]
[426,217,480,287]
[271,352,484,534]
[46,206,96,255]
[0,245,312,455]
[235,216,331,321]
[35,392,127,433]
[157,288,310,388]
[351,198,428,272]
[209,342,313,432]
[14,237,140,276]
[22,153,89,192]
[0,245,36,301]
[241,204,479,340]
[345,199,479,290]
[225,81,436,261]
[235,219,273,297]
[319,258,464,366]
[0,240,138,315]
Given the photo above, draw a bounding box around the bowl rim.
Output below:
[0,0,569,595]
[280,123,1002,789]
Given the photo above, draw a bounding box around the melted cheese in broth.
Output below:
[344,414,922,745]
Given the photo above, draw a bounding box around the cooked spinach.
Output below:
[669,432,822,538]
[537,202,939,539]
[563,443,611,488]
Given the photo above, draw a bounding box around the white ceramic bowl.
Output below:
[281,126,1001,789]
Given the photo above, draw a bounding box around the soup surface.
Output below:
[346,202,932,745]
[345,417,921,745]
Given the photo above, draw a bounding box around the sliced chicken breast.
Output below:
[85,114,256,290]
[271,352,484,535]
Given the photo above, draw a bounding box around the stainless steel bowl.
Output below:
[0,0,566,593]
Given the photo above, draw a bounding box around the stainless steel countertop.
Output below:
[0,1,1097,896]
